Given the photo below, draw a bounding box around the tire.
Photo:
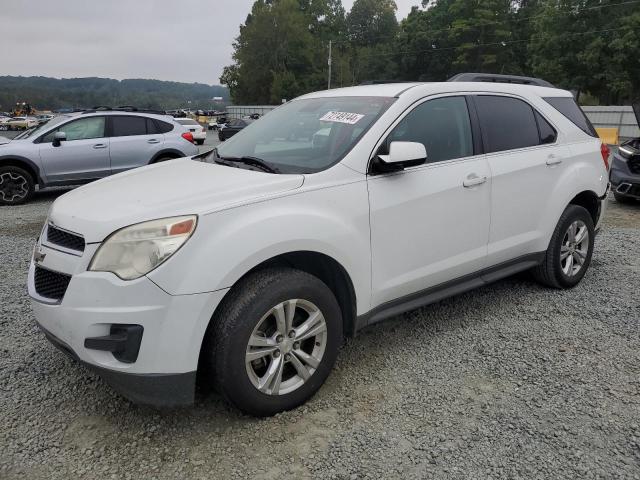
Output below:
[532,204,595,289]
[0,165,35,206]
[614,192,635,204]
[204,267,343,416]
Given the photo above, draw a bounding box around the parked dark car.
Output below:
[610,102,640,204]
[218,118,253,141]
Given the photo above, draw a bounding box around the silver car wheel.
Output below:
[0,172,29,202]
[245,299,327,396]
[560,220,589,277]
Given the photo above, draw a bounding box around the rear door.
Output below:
[108,115,165,173]
[38,116,110,182]
[472,94,571,267]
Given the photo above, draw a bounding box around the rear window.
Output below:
[543,97,597,137]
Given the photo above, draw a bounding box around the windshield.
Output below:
[18,115,71,140]
[216,96,395,174]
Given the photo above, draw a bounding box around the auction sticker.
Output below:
[320,111,365,125]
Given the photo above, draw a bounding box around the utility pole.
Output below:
[327,40,332,90]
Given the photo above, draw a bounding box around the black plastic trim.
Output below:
[0,155,43,184]
[356,252,545,331]
[38,323,195,407]
[84,325,144,363]
[448,73,554,88]
[149,148,187,163]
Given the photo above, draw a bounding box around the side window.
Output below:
[543,97,597,137]
[383,96,473,163]
[111,116,148,137]
[156,120,174,133]
[474,96,540,153]
[535,111,557,144]
[146,118,159,135]
[41,117,106,143]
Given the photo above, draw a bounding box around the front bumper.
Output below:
[28,236,228,406]
[38,324,197,407]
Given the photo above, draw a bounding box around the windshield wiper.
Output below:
[217,155,280,174]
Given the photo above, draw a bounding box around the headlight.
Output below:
[89,215,197,280]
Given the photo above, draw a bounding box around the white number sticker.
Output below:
[320,111,365,125]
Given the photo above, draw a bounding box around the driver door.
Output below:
[38,116,110,183]
[367,95,491,308]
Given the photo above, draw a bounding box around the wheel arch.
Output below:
[0,155,42,185]
[568,190,600,226]
[213,250,358,339]
[149,149,187,164]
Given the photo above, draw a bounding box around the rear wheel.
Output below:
[0,166,35,206]
[204,268,342,416]
[532,204,594,289]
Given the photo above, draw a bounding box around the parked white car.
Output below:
[5,116,38,130]
[174,118,206,145]
[29,75,610,416]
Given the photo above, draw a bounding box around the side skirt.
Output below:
[355,252,545,331]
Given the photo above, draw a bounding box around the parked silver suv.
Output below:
[0,108,199,205]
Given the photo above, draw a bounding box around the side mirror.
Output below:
[374,141,427,173]
[52,131,66,147]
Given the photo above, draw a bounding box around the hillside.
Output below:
[0,76,230,111]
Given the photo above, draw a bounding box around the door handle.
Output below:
[93,143,107,149]
[463,173,487,188]
[546,154,562,166]
[147,139,161,144]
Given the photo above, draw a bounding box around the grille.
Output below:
[628,157,640,175]
[34,266,72,301]
[47,225,85,252]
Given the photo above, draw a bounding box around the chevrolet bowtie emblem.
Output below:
[34,248,46,264]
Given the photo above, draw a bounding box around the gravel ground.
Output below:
[1,194,639,480]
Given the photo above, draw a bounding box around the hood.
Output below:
[49,159,304,242]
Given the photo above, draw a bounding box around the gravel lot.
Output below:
[1,192,639,479]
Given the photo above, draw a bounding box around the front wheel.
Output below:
[0,166,35,205]
[204,268,342,416]
[532,204,595,289]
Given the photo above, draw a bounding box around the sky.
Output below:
[0,0,420,86]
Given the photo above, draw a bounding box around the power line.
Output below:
[350,25,639,60]
[329,0,640,47]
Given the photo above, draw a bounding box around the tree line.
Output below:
[0,76,230,112]
[221,0,640,105]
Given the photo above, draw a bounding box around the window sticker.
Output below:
[320,111,365,125]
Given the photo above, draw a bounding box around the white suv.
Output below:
[28,75,610,416]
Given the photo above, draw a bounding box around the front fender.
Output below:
[147,181,372,315]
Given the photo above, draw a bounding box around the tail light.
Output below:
[600,143,610,170]
[181,132,194,143]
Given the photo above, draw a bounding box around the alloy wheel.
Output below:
[560,220,589,277]
[0,172,29,203]
[245,299,327,396]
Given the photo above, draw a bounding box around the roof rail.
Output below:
[81,106,167,115]
[448,73,555,88]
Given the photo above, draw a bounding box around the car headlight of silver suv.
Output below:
[89,215,197,280]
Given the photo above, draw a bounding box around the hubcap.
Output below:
[245,299,327,396]
[0,172,29,202]
[560,220,589,277]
